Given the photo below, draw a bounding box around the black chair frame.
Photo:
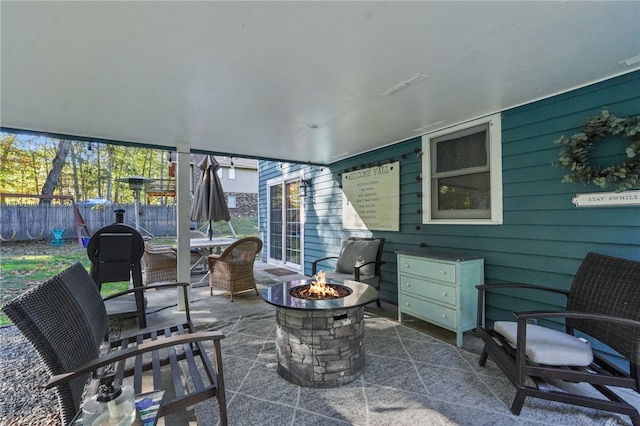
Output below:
[311,237,385,306]
[476,252,640,425]
[2,262,227,425]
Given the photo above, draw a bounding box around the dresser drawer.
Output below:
[398,256,456,284]
[399,277,456,306]
[399,294,457,329]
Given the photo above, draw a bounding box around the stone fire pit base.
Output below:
[275,305,365,388]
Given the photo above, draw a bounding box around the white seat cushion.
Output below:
[494,321,593,367]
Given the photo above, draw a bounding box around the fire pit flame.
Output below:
[289,271,351,300]
[307,271,339,298]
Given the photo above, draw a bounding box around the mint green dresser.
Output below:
[397,250,484,348]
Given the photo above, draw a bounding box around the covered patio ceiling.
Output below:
[1,1,639,165]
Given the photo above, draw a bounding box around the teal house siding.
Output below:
[259,72,640,358]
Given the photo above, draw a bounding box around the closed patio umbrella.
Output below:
[190,155,231,239]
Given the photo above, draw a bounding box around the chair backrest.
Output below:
[190,229,207,238]
[335,237,385,276]
[2,263,109,424]
[218,237,263,263]
[566,252,640,367]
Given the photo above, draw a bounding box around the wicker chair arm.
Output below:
[311,256,339,275]
[476,283,570,328]
[513,310,640,328]
[46,330,225,389]
[207,254,222,269]
[145,245,177,255]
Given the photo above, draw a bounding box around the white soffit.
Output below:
[1,1,639,164]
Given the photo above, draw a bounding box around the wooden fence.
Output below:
[0,204,178,242]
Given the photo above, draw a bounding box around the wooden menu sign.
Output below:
[342,162,400,231]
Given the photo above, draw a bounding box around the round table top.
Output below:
[262,279,378,310]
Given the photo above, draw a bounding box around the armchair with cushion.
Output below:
[207,237,263,301]
[141,242,178,285]
[311,237,385,306]
[476,252,640,424]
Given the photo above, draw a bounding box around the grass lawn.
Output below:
[0,237,174,326]
[0,217,259,326]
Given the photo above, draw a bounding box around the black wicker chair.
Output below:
[2,262,227,425]
[476,252,640,425]
[311,237,385,306]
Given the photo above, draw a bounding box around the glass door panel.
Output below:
[268,179,302,269]
[269,183,283,262]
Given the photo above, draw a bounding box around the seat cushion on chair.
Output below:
[494,321,593,366]
[335,239,380,276]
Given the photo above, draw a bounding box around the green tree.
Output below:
[40,139,71,204]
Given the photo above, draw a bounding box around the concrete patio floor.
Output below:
[112,263,639,426]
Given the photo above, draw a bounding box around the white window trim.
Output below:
[422,113,503,225]
[265,171,306,271]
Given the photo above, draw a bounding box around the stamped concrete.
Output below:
[126,263,639,426]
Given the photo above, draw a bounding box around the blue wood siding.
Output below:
[257,161,304,262]
[260,72,640,351]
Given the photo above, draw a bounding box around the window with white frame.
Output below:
[227,195,237,208]
[422,113,502,224]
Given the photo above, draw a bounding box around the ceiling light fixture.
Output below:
[413,120,446,133]
[620,55,640,66]
[380,72,427,96]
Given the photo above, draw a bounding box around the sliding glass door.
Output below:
[268,179,302,270]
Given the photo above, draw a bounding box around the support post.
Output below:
[176,142,192,310]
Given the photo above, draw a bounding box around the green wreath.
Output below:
[555,110,640,192]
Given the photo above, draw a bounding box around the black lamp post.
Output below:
[116,176,155,231]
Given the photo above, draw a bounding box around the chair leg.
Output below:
[376,297,381,307]
[479,347,489,366]
[510,389,526,415]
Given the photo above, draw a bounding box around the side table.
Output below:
[70,389,165,426]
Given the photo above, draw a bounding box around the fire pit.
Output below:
[262,273,378,388]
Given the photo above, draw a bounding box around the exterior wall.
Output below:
[227,192,258,217]
[190,154,258,217]
[260,71,640,323]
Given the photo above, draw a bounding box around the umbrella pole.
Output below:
[208,220,213,240]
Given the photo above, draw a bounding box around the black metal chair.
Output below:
[476,252,640,425]
[2,262,227,425]
[311,237,385,306]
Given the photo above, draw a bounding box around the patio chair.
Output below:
[2,262,227,425]
[207,237,263,301]
[476,252,640,425]
[141,241,177,285]
[311,237,385,306]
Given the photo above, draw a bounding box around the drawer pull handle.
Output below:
[406,282,411,287]
[439,270,446,275]
[404,263,410,269]
[406,302,411,307]
[441,313,446,319]
[441,291,447,297]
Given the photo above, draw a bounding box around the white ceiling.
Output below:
[2,1,639,165]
